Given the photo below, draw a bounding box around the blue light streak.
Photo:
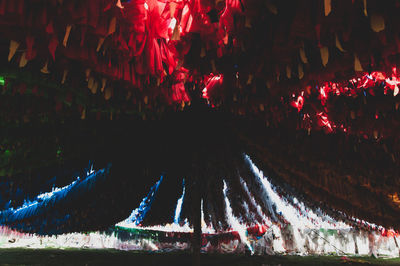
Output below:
[0,164,108,225]
[123,176,163,225]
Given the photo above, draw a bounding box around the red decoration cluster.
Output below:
[289,69,400,138]
[0,0,246,105]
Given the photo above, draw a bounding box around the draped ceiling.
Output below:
[0,0,399,232]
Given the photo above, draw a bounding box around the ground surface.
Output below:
[0,249,400,265]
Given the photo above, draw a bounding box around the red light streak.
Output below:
[319,86,328,105]
[317,112,333,132]
[202,74,223,100]
[290,95,304,112]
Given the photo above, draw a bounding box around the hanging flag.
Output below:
[105,87,112,100]
[265,0,278,14]
[335,33,346,52]
[88,76,95,89]
[354,54,363,72]
[286,65,291,79]
[97,37,105,52]
[324,0,331,16]
[298,63,304,79]
[320,46,329,67]
[170,2,177,17]
[101,78,107,92]
[116,0,124,9]
[91,80,98,94]
[8,40,20,62]
[19,52,28,67]
[363,0,368,16]
[370,14,385,32]
[300,44,308,64]
[108,17,117,36]
[85,68,91,81]
[63,25,72,47]
[81,108,86,120]
[41,60,50,74]
[62,69,68,84]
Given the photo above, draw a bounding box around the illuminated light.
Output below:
[223,180,254,255]
[0,76,4,86]
[174,179,185,224]
[144,2,149,10]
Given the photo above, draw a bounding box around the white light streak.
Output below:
[174,180,185,224]
[223,180,254,255]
